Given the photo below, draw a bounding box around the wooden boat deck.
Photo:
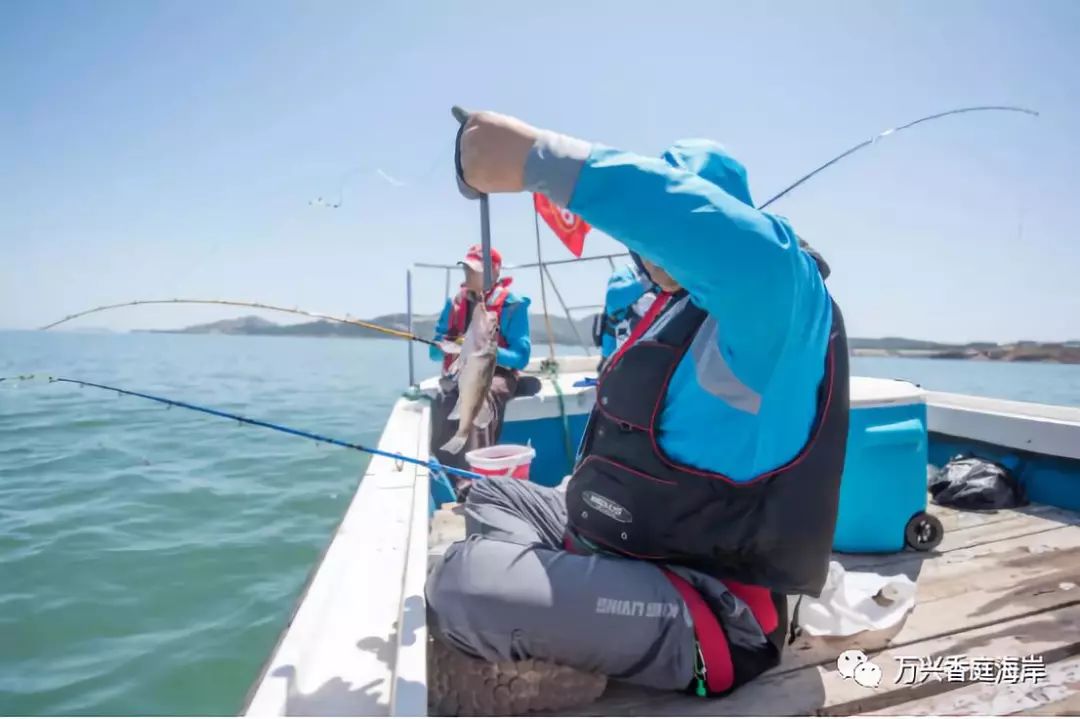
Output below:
[429,499,1080,716]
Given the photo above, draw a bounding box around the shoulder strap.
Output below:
[647,292,708,348]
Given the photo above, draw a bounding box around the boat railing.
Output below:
[404,253,630,385]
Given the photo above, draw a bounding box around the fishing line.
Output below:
[310,144,449,209]
[756,105,1040,210]
[532,210,559,363]
[520,105,1040,326]
[0,374,484,480]
[40,298,441,347]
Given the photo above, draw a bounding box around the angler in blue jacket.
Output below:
[427,110,849,712]
[595,263,659,361]
[427,244,532,476]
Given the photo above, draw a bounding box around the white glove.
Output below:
[439,340,462,355]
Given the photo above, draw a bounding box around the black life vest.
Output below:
[565,292,850,597]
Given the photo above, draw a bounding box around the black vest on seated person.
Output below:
[565,291,850,597]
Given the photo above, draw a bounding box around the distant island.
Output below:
[849,337,1080,364]
[136,313,596,347]
[137,315,1080,364]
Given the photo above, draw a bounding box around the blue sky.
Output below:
[2,0,1078,342]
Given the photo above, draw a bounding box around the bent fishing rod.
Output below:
[756,105,1039,210]
[0,374,483,480]
[39,298,444,348]
[518,105,1039,284]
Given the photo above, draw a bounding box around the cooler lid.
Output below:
[850,376,926,408]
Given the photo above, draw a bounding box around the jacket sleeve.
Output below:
[497,299,531,370]
[428,299,453,363]
[526,137,824,384]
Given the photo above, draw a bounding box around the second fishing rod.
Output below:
[40,298,456,349]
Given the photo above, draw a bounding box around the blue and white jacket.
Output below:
[526,134,833,481]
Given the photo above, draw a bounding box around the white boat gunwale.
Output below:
[244,396,432,717]
[928,390,1080,461]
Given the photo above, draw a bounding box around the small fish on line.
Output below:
[441,303,499,455]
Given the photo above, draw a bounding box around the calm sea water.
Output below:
[2,331,1078,715]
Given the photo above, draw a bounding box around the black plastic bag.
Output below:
[929,454,1028,510]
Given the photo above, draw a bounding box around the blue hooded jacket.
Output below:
[525,135,833,481]
[600,264,658,358]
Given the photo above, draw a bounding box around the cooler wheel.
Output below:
[904,512,943,552]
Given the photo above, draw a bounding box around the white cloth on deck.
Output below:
[797,561,916,637]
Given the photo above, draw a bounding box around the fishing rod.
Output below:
[756,105,1039,210]
[517,106,1039,279]
[0,374,484,480]
[39,298,443,348]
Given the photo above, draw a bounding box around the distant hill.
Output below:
[141,313,598,347]
[848,337,951,351]
[171,316,278,334]
[848,336,1080,364]
[139,317,1080,363]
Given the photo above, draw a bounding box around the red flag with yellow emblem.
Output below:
[533,193,591,257]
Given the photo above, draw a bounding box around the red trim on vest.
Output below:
[598,290,840,487]
[661,568,735,694]
[580,455,677,485]
[604,291,671,372]
[724,580,779,634]
[645,342,837,486]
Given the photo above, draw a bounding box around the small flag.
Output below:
[534,193,591,257]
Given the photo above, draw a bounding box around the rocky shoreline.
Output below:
[852,344,1080,364]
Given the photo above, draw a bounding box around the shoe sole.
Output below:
[428,637,608,715]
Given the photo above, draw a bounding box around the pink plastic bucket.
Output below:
[465,444,537,481]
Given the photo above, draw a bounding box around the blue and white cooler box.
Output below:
[834,377,940,553]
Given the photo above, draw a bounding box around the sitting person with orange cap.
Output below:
[429,244,531,482]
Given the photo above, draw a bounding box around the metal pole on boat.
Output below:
[480,196,494,292]
[406,269,415,387]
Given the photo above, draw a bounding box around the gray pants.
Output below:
[426,478,773,691]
